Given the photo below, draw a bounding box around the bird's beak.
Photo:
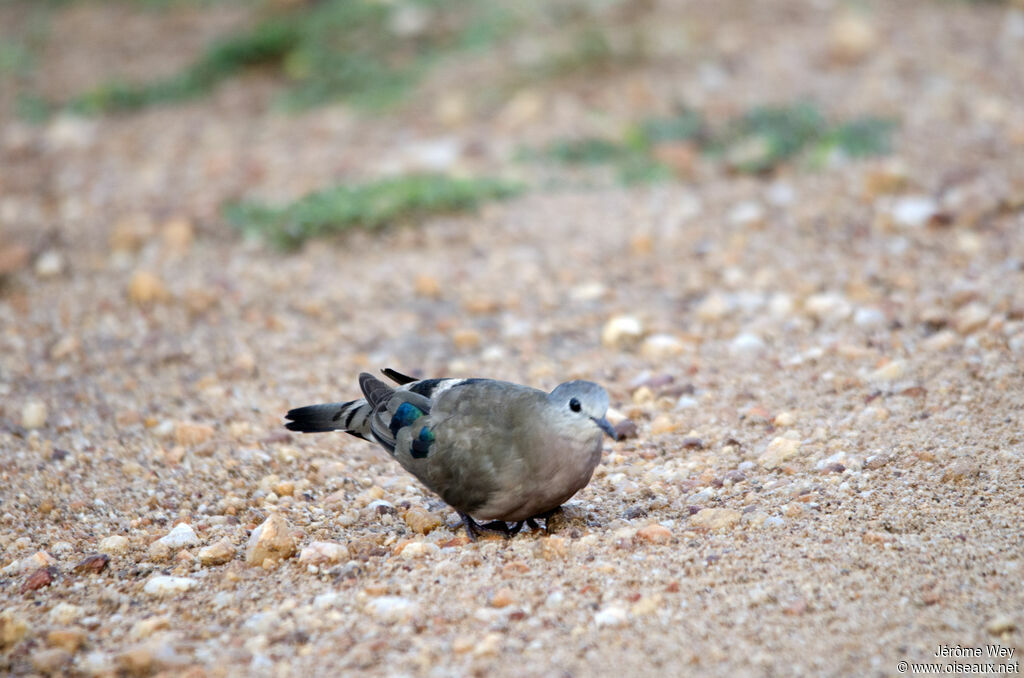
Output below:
[593,416,619,441]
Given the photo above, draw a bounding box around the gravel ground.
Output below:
[2,1,1023,676]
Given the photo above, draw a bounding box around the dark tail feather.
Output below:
[381,367,418,385]
[286,401,357,433]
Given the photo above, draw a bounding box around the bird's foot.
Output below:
[458,513,515,541]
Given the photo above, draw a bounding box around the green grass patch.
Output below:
[225,174,522,250]
[70,18,302,114]
[536,103,894,182]
[57,0,517,115]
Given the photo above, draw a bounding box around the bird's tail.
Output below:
[285,368,416,440]
[285,400,373,440]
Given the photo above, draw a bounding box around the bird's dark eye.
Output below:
[569,398,582,412]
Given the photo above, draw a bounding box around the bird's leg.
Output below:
[458,512,483,541]
[507,521,525,536]
[525,506,562,533]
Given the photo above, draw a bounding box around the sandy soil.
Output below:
[2,1,1023,676]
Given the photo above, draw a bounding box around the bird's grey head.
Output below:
[548,381,618,441]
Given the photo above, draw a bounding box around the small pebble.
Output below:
[46,628,85,653]
[34,250,64,278]
[869,360,905,382]
[727,201,765,228]
[985,614,1016,635]
[128,270,168,305]
[49,335,79,360]
[640,334,686,359]
[366,596,418,623]
[413,274,442,298]
[400,541,440,560]
[696,293,731,321]
[601,315,644,349]
[954,302,990,335]
[157,523,198,549]
[403,507,443,535]
[160,217,194,253]
[245,513,296,567]
[143,575,196,597]
[630,595,662,616]
[649,415,677,436]
[31,648,71,673]
[452,328,481,350]
[48,603,82,625]
[22,567,57,593]
[21,400,48,429]
[759,436,803,469]
[730,332,766,357]
[829,12,877,63]
[889,196,939,228]
[99,535,130,555]
[297,541,347,566]
[773,411,796,427]
[491,588,515,608]
[689,508,742,531]
[0,610,29,650]
[198,539,235,566]
[635,524,672,544]
[854,307,886,329]
[594,605,629,628]
[805,293,852,322]
[73,553,110,574]
[174,422,215,447]
[129,616,170,640]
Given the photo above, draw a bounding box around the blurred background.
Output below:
[2,0,1023,429]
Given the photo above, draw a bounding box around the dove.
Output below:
[285,368,618,539]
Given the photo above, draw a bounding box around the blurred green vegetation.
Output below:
[537,103,895,181]
[225,174,522,250]
[16,0,662,117]
[31,0,518,115]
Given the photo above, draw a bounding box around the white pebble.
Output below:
[675,396,698,410]
[21,400,47,429]
[766,182,796,206]
[400,542,440,560]
[155,523,198,550]
[34,250,64,278]
[298,541,349,566]
[868,361,905,382]
[640,333,687,359]
[854,307,886,329]
[48,602,82,625]
[99,535,129,555]
[594,605,630,628]
[729,332,766,357]
[601,315,644,349]
[143,576,196,597]
[728,201,765,227]
[366,596,418,623]
[696,292,732,321]
[805,293,852,322]
[889,195,939,228]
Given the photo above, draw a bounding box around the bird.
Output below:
[284,368,619,539]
